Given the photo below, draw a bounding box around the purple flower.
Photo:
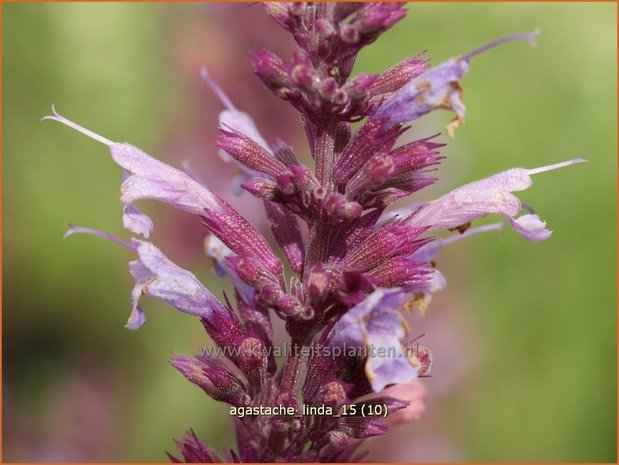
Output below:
[329,288,419,392]
[44,106,283,277]
[404,157,586,240]
[373,30,540,136]
[64,226,228,330]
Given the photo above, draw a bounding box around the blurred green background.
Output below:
[3,2,616,462]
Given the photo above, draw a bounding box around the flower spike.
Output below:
[47,6,585,461]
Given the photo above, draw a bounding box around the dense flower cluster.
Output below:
[45,3,583,462]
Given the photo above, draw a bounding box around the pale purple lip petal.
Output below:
[122,204,153,238]
[125,303,147,330]
[63,224,228,330]
[508,214,552,242]
[365,333,419,392]
[128,240,228,326]
[329,288,419,392]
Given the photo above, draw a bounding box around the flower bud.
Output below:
[355,8,392,33]
[319,381,347,409]
[217,127,288,178]
[259,282,284,305]
[316,19,335,38]
[290,164,317,191]
[340,24,360,44]
[241,178,279,200]
[306,265,331,300]
[324,192,346,215]
[333,89,349,106]
[333,3,363,22]
[327,430,349,447]
[317,77,338,101]
[324,192,363,219]
[313,186,327,202]
[291,63,315,91]
[289,2,306,17]
[228,256,277,290]
[276,390,300,409]
[238,337,267,385]
[277,294,303,317]
[299,306,315,320]
[369,53,428,96]
[341,202,363,218]
[354,4,405,34]
[347,152,395,196]
[264,3,292,28]
[170,356,219,397]
[275,173,295,195]
[250,51,292,91]
[171,355,251,407]
[345,74,378,100]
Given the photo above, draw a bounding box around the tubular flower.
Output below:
[404,158,586,239]
[64,226,230,330]
[45,3,583,462]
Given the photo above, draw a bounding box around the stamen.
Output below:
[527,157,587,175]
[462,29,540,61]
[41,105,113,146]
[200,67,236,111]
[64,224,137,251]
[442,222,504,247]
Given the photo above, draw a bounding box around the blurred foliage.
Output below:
[3,2,616,462]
